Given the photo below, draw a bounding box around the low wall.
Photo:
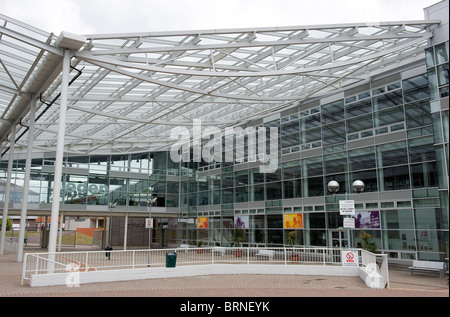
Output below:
[76,228,103,238]
[359,266,386,289]
[29,264,371,288]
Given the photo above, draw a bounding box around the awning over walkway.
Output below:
[0,14,439,155]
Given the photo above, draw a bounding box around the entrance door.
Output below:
[329,230,348,248]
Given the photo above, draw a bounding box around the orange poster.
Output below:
[283,213,303,229]
[197,217,209,228]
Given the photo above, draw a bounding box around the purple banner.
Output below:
[353,211,380,229]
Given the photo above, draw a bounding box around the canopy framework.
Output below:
[0,14,440,156]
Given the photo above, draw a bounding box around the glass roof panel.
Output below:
[0,14,440,156]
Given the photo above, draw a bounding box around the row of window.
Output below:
[0,135,444,207]
[426,42,449,100]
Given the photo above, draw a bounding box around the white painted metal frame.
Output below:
[21,247,389,289]
[0,14,440,155]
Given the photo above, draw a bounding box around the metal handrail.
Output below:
[22,247,387,287]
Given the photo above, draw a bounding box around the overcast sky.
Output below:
[1,0,441,35]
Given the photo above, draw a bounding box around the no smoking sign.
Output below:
[341,250,359,267]
[346,252,354,261]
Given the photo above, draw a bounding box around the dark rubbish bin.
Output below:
[166,252,177,268]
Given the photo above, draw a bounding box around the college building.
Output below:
[0,1,448,263]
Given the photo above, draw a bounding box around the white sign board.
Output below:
[343,217,355,229]
[339,200,355,216]
[145,218,153,229]
[341,250,359,267]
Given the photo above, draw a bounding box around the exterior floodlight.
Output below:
[327,180,340,193]
[352,180,365,193]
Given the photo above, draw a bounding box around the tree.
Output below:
[285,231,297,247]
[0,218,12,231]
[232,228,245,246]
[359,230,377,253]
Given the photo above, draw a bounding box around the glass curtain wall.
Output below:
[0,66,448,260]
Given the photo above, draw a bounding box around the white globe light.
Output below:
[327,180,340,193]
[352,180,365,193]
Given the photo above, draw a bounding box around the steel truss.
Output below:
[0,14,440,155]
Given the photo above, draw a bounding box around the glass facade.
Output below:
[1,43,448,262]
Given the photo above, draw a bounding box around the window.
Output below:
[347,114,373,134]
[411,162,438,188]
[281,120,299,135]
[374,107,404,129]
[405,100,432,129]
[302,156,323,177]
[324,152,347,175]
[403,74,430,102]
[372,91,403,112]
[282,160,301,179]
[281,133,300,149]
[346,99,372,118]
[351,170,378,192]
[377,141,408,167]
[380,165,410,190]
[266,182,282,200]
[348,147,376,171]
[300,113,321,129]
[302,127,321,144]
[283,179,301,199]
[408,136,437,163]
[321,100,345,124]
[435,43,448,64]
[322,121,346,146]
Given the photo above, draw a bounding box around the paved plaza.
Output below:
[0,249,448,298]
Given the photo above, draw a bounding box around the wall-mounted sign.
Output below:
[353,211,380,229]
[145,218,153,229]
[234,216,249,228]
[339,200,355,216]
[341,250,359,267]
[197,217,209,229]
[343,217,355,229]
[283,213,303,229]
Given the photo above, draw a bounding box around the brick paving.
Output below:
[1,251,448,299]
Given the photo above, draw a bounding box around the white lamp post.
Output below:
[327,180,365,248]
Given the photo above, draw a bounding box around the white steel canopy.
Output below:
[0,13,440,156]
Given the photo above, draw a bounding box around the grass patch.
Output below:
[9,230,93,245]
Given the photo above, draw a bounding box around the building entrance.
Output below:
[329,230,349,248]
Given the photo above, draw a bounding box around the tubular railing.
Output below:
[21,247,388,287]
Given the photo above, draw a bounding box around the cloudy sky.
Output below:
[1,0,441,35]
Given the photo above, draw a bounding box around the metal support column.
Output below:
[0,123,16,255]
[17,98,37,262]
[48,50,71,261]
[58,211,64,251]
[123,213,128,250]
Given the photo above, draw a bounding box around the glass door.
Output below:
[329,230,349,248]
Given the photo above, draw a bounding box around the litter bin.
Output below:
[166,252,177,268]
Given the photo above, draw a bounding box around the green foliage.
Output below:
[285,231,297,247]
[232,228,246,246]
[359,230,377,253]
[0,218,12,231]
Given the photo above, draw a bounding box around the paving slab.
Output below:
[1,249,448,298]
